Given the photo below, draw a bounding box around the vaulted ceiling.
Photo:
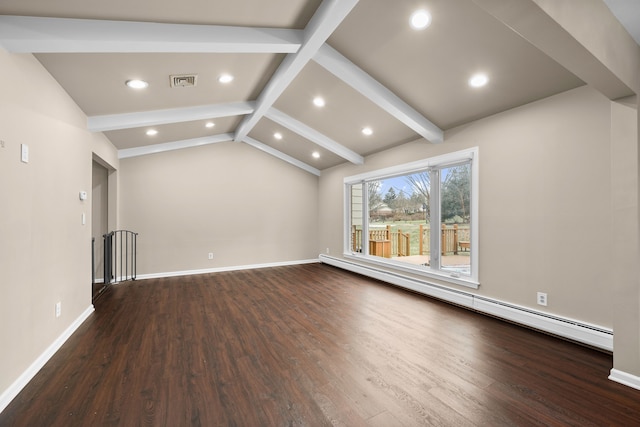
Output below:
[0,0,636,175]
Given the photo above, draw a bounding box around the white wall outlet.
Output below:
[208,252,214,260]
[55,301,62,318]
[537,292,548,306]
[326,247,330,254]
[0,140,5,148]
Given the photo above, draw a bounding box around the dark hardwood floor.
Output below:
[2,263,640,426]
[92,282,107,302]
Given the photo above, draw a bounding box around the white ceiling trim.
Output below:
[234,0,360,142]
[0,16,302,53]
[88,101,255,132]
[266,107,363,164]
[313,44,444,144]
[118,133,234,159]
[242,136,321,176]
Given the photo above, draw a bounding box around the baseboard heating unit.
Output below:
[319,254,613,352]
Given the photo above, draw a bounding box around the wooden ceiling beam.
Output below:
[88,102,255,132]
[314,44,444,144]
[0,15,302,53]
[234,0,360,142]
[265,107,363,164]
[118,133,234,159]
[242,136,321,176]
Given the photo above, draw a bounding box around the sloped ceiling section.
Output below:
[0,0,587,175]
[604,0,640,46]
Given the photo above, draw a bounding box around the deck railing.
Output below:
[352,225,410,257]
[352,224,469,257]
[419,224,470,255]
[394,229,411,257]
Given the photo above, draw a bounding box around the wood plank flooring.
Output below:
[2,263,640,426]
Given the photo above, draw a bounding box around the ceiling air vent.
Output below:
[170,74,198,88]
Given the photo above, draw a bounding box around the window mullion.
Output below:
[362,181,370,256]
[430,168,441,270]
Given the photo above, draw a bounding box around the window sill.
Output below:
[343,252,480,289]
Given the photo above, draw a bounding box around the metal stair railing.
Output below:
[103,230,138,284]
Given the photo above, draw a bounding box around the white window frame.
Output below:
[343,147,479,288]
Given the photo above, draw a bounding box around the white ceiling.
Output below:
[0,0,635,175]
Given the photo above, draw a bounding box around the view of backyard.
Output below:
[353,221,471,274]
[349,160,472,276]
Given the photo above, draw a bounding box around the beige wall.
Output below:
[527,0,640,380]
[611,99,640,373]
[119,141,319,275]
[0,50,118,395]
[319,85,617,327]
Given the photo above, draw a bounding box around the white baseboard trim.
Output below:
[0,305,95,414]
[135,258,320,281]
[320,254,613,352]
[321,255,474,307]
[609,369,640,391]
[472,298,612,351]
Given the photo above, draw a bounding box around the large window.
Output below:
[344,148,478,287]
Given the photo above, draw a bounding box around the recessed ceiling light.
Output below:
[313,96,325,107]
[146,129,158,136]
[410,10,432,30]
[125,79,148,89]
[218,74,234,84]
[312,151,320,159]
[205,122,215,128]
[362,127,373,136]
[274,132,283,140]
[469,73,489,88]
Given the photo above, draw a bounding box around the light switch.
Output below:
[21,144,29,163]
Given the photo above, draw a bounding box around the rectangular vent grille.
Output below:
[170,74,198,88]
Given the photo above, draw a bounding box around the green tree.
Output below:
[383,187,397,208]
[441,164,471,221]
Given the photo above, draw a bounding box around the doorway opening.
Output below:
[91,158,111,300]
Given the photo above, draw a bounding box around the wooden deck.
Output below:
[1,263,639,426]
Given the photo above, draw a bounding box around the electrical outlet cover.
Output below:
[537,292,547,306]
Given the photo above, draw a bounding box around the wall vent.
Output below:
[170,74,198,88]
